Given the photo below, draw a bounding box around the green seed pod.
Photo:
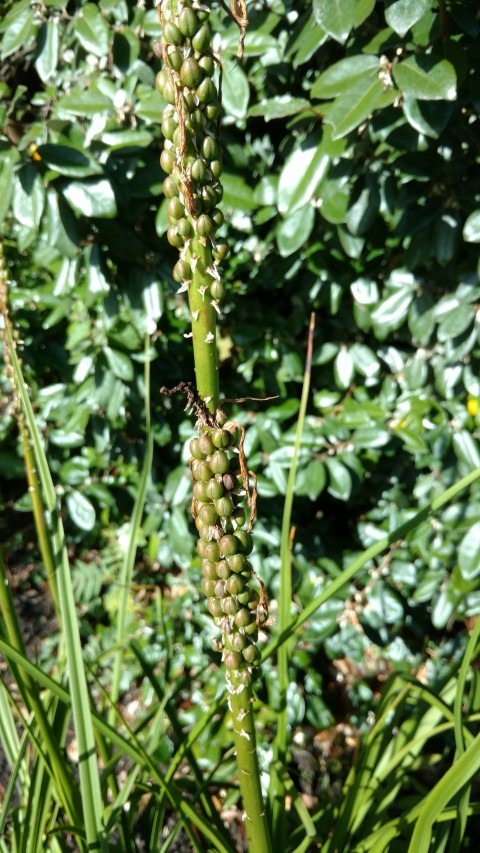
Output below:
[163,176,178,198]
[206,478,224,501]
[229,553,246,573]
[166,46,183,71]
[202,560,218,580]
[219,534,238,557]
[200,185,217,211]
[161,113,177,140]
[163,21,183,45]
[231,632,248,651]
[167,226,183,248]
[210,159,223,179]
[189,109,204,131]
[193,480,209,501]
[205,99,221,120]
[192,23,211,52]
[226,574,245,596]
[213,241,230,260]
[216,560,232,580]
[209,450,229,475]
[231,507,246,528]
[198,55,215,77]
[222,597,239,616]
[191,158,207,182]
[248,591,260,610]
[189,437,204,460]
[180,57,202,88]
[202,135,218,160]
[202,578,216,597]
[224,650,242,670]
[177,217,193,238]
[198,503,218,525]
[178,7,198,37]
[208,597,223,618]
[244,620,258,637]
[234,608,252,629]
[192,460,211,481]
[221,473,236,491]
[198,432,215,455]
[198,524,213,543]
[234,529,253,554]
[160,148,176,175]
[211,428,229,449]
[214,580,226,598]
[237,589,250,605]
[155,69,168,92]
[167,196,185,220]
[163,79,177,105]
[243,645,261,665]
[183,91,196,112]
[196,213,214,237]
[197,539,208,558]
[203,541,220,562]
[215,495,234,517]
[211,208,224,228]
[196,77,216,104]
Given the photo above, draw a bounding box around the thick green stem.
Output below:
[188,241,219,410]
[228,670,272,853]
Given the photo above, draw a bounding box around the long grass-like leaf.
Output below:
[0,279,106,850]
[269,313,315,845]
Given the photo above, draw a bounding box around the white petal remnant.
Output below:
[184,332,193,338]
[192,310,200,321]
[205,331,215,343]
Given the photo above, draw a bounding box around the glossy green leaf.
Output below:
[100,129,153,149]
[278,139,329,215]
[402,94,452,138]
[37,144,102,177]
[222,173,257,213]
[288,14,328,67]
[334,349,354,389]
[12,166,45,229]
[62,179,117,218]
[453,432,480,471]
[311,55,379,99]
[249,96,311,121]
[458,522,480,580]
[371,288,415,338]
[313,0,357,43]
[463,211,480,243]
[276,204,315,257]
[325,457,352,501]
[34,18,60,82]
[0,151,19,225]
[104,347,133,382]
[385,0,431,36]
[75,3,109,56]
[327,76,396,139]
[0,0,36,59]
[66,490,96,531]
[393,56,457,101]
[45,190,80,258]
[222,62,250,120]
[55,88,113,118]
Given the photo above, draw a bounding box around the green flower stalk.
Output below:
[157,2,272,849]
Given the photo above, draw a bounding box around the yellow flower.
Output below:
[467,397,479,416]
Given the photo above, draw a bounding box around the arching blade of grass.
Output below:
[262,466,480,662]
[1,294,107,851]
[269,313,315,845]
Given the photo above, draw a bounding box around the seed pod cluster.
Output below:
[190,421,262,677]
[157,0,228,309]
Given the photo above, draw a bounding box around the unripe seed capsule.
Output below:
[244,620,258,637]
[173,259,191,283]
[229,553,246,573]
[192,460,211,481]
[198,503,218,525]
[205,100,221,120]
[156,69,168,91]
[167,227,183,248]
[161,114,177,140]
[193,480,209,500]
[227,574,245,596]
[163,176,178,198]
[180,57,202,88]
[216,560,232,579]
[177,217,193,238]
[237,590,250,605]
[166,46,183,71]
[183,91,196,112]
[209,450,229,474]
[234,529,253,554]
[215,495,234,517]
[189,109,204,131]
[196,214,214,237]
[213,242,229,260]
[168,197,184,220]
[202,136,218,160]
[214,580,226,598]
[208,597,223,618]
[198,524,213,542]
[211,429,229,449]
[224,651,242,670]
[201,186,217,211]
[231,507,246,527]
[222,472,236,491]
[206,478,224,500]
[199,55,215,76]
[196,77,216,104]
[202,560,218,580]
[160,149,175,174]
[198,433,215,455]
[248,591,260,610]
[235,608,252,629]
[219,534,238,557]
[178,8,198,37]
[203,542,220,561]
[210,159,222,178]
[231,632,248,651]
[211,208,224,228]
[243,645,261,664]
[191,158,207,182]
[197,539,208,557]
[163,21,182,45]
[202,578,216,597]
[189,437,205,459]
[222,597,239,616]
[192,23,211,52]
[163,80,177,105]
